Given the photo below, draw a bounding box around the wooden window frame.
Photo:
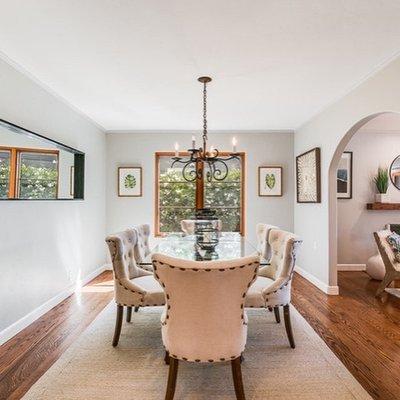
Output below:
[154,151,246,236]
[0,145,59,199]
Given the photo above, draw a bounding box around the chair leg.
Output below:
[112,305,124,347]
[376,273,394,297]
[231,357,246,400]
[134,306,140,312]
[165,351,170,365]
[126,306,132,322]
[283,304,295,349]
[165,358,179,400]
[273,306,281,323]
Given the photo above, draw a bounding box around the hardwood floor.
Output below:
[292,271,400,400]
[1,270,400,399]
[0,272,114,400]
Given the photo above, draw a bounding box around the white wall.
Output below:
[106,132,294,246]
[338,131,400,265]
[0,58,107,340]
[294,54,400,292]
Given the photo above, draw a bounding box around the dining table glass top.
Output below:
[140,232,268,266]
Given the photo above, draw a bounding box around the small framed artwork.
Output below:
[69,166,74,197]
[296,147,321,203]
[118,167,142,197]
[337,151,352,199]
[258,166,282,196]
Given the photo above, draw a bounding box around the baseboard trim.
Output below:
[0,264,107,346]
[295,265,339,295]
[337,264,366,271]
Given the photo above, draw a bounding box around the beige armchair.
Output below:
[152,253,260,400]
[374,229,400,297]
[180,219,222,235]
[105,229,165,347]
[246,229,302,348]
[256,223,279,278]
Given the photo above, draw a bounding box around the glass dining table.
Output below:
[139,232,269,267]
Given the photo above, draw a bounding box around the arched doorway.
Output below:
[328,111,400,288]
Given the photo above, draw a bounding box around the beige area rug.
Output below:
[23,304,371,400]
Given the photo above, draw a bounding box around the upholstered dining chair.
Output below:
[105,228,165,347]
[180,219,222,235]
[246,229,302,348]
[152,253,260,400]
[256,223,279,277]
[133,223,151,263]
[374,229,400,297]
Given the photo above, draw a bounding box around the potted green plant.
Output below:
[374,167,390,203]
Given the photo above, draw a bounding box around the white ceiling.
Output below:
[0,1,400,131]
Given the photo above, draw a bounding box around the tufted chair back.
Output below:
[256,223,279,261]
[374,229,400,272]
[106,229,145,280]
[269,229,302,281]
[181,219,222,236]
[133,224,151,263]
[152,253,259,362]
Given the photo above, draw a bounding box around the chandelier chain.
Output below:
[203,82,208,142]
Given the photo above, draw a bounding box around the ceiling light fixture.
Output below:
[171,76,239,182]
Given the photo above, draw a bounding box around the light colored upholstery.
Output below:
[180,219,222,236]
[256,223,279,279]
[152,253,260,363]
[366,253,385,280]
[246,229,302,308]
[133,224,151,263]
[105,229,165,307]
[374,229,400,296]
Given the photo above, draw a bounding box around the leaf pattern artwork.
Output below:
[265,173,276,189]
[124,174,136,189]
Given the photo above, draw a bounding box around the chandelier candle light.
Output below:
[171,76,239,182]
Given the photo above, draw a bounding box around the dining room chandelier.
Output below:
[171,76,239,182]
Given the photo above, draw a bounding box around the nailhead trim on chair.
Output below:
[164,349,244,363]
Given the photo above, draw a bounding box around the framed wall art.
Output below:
[258,166,282,196]
[118,167,142,197]
[296,147,321,203]
[337,151,352,199]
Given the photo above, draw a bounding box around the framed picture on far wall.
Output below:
[118,167,142,197]
[258,166,282,196]
[296,147,321,203]
[337,151,352,199]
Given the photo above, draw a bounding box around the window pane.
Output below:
[18,152,58,199]
[159,207,195,233]
[158,156,196,232]
[0,150,10,199]
[204,157,242,232]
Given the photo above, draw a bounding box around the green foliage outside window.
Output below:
[18,163,58,199]
[0,151,10,198]
[158,159,242,233]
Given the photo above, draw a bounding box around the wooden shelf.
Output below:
[367,203,400,210]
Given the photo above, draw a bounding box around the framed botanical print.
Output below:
[258,166,282,196]
[337,151,352,199]
[296,147,321,203]
[118,167,142,197]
